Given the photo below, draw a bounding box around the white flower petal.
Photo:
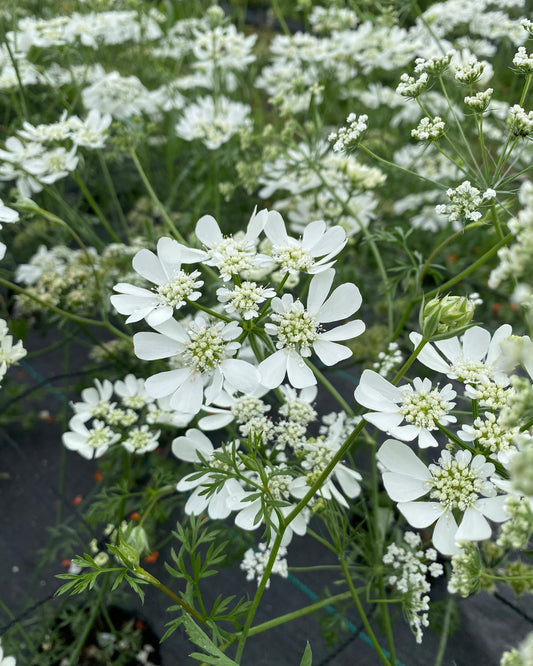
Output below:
[432,511,460,555]
[399,501,445,528]
[475,495,509,522]
[145,368,190,398]
[320,320,365,342]
[286,351,316,388]
[455,507,491,543]
[306,268,335,314]
[132,248,167,285]
[169,373,204,414]
[221,358,260,393]
[195,214,222,247]
[382,472,429,502]
[317,283,362,323]
[258,349,288,389]
[377,439,432,480]
[134,332,178,360]
[313,339,352,366]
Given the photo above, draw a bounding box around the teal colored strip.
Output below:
[20,359,68,404]
[288,573,405,665]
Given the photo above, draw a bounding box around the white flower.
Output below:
[114,374,150,409]
[264,213,346,275]
[410,324,513,389]
[24,145,79,184]
[241,542,288,588]
[195,209,272,281]
[62,416,120,459]
[71,378,115,422]
[111,237,206,326]
[146,395,194,428]
[354,370,456,448]
[216,281,276,319]
[69,109,112,149]
[258,268,365,389]
[175,96,252,150]
[122,425,160,454]
[377,439,508,555]
[173,429,243,519]
[134,315,259,414]
[0,198,21,257]
[197,385,270,431]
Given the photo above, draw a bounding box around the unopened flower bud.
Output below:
[421,295,474,339]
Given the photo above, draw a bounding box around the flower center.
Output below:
[86,425,114,449]
[229,282,266,315]
[156,270,197,308]
[399,387,450,430]
[273,303,318,354]
[231,395,268,422]
[470,413,517,453]
[272,245,313,272]
[268,474,292,501]
[428,458,483,511]
[185,325,226,373]
[450,359,492,384]
[210,238,255,278]
[125,427,154,451]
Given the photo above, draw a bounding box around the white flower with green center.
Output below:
[459,413,519,463]
[62,416,120,460]
[195,209,272,281]
[196,386,270,431]
[264,213,346,275]
[410,325,513,391]
[279,385,317,425]
[217,281,276,319]
[290,436,362,509]
[134,315,260,414]
[377,439,509,556]
[111,237,206,327]
[122,425,160,454]
[114,374,151,409]
[355,370,456,448]
[72,378,114,422]
[259,269,364,389]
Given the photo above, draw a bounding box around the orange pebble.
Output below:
[143,551,159,564]
[492,303,502,314]
[61,559,71,569]
[94,470,103,482]
[135,620,145,630]
[73,495,83,506]
[447,253,458,263]
[129,512,141,521]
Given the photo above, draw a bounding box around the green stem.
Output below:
[129,147,186,244]
[97,150,129,240]
[72,171,120,242]
[138,486,175,527]
[68,574,110,666]
[134,566,209,626]
[433,593,453,666]
[0,276,129,341]
[359,144,447,189]
[187,298,233,323]
[247,590,354,636]
[271,0,291,35]
[306,359,354,416]
[340,558,392,666]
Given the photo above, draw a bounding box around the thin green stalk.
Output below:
[187,298,233,322]
[271,0,291,36]
[306,359,355,416]
[340,557,392,666]
[433,593,453,666]
[97,150,129,239]
[247,590,354,636]
[0,276,129,341]
[72,172,121,242]
[129,147,186,243]
[135,566,209,626]
[520,73,532,106]
[359,144,447,189]
[437,75,486,186]
[138,486,174,527]
[235,531,285,661]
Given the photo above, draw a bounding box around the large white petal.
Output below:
[399,501,445,528]
[286,352,316,388]
[146,305,174,327]
[169,373,204,414]
[157,236,183,278]
[195,214,222,247]
[313,339,352,366]
[172,428,213,462]
[364,411,405,432]
[432,511,460,555]
[410,333,450,372]
[221,359,260,393]
[321,320,365,342]
[208,489,233,520]
[475,495,509,522]
[134,332,178,360]
[197,412,234,431]
[145,368,190,398]
[234,501,262,530]
[132,248,166,285]
[376,439,432,480]
[306,269,334,315]
[258,349,288,389]
[264,210,288,246]
[311,225,346,256]
[462,326,491,362]
[317,283,362,323]
[455,508,491,543]
[355,369,402,406]
[382,472,429,502]
[302,219,326,249]
[487,324,513,365]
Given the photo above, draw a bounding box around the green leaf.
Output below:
[183,615,239,665]
[299,642,312,666]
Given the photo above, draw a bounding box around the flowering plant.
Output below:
[1,1,533,665]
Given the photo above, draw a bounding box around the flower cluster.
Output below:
[436,180,496,228]
[0,319,26,385]
[240,543,288,588]
[383,531,443,643]
[328,113,368,154]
